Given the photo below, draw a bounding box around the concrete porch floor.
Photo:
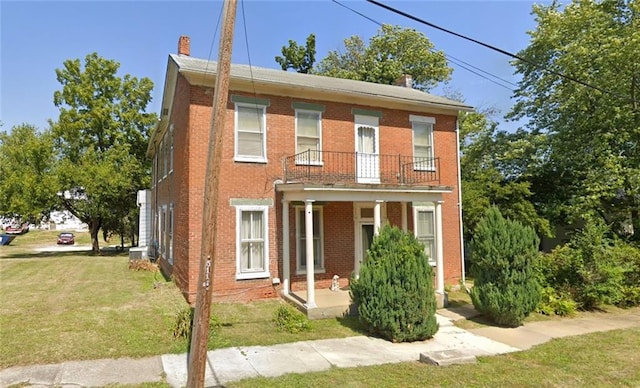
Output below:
[284,288,356,320]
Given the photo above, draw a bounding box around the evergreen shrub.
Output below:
[470,206,541,327]
[350,224,438,342]
[273,304,312,333]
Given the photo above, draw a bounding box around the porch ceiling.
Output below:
[276,182,452,202]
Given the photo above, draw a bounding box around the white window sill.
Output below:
[234,157,268,164]
[236,271,270,280]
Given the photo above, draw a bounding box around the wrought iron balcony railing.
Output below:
[283,150,440,186]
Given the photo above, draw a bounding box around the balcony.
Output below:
[283,150,440,186]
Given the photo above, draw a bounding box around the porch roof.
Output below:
[276,182,452,203]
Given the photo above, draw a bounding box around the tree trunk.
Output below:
[89,219,101,253]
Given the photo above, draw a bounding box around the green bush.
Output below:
[171,307,221,339]
[350,224,438,342]
[273,304,312,333]
[470,207,541,327]
[537,220,634,309]
[536,286,577,317]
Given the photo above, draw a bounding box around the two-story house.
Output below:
[148,36,471,315]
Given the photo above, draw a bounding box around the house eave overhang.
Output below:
[276,182,453,202]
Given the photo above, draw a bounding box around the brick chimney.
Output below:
[178,35,190,56]
[395,74,413,88]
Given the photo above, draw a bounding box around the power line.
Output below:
[331,0,516,91]
[367,0,634,103]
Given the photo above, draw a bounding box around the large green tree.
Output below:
[509,0,640,241]
[0,124,58,223]
[51,53,157,252]
[275,33,316,73]
[278,25,452,91]
[458,107,551,241]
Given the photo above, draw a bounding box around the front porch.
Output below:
[284,288,355,320]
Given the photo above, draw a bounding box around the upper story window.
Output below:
[235,103,267,163]
[169,124,174,174]
[410,115,435,171]
[294,102,325,165]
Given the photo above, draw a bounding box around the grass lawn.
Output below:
[0,230,364,369]
[228,327,640,387]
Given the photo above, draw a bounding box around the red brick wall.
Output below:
[158,84,463,304]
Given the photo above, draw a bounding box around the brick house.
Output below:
[148,36,471,312]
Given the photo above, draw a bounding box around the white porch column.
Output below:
[435,200,445,294]
[401,201,408,232]
[282,200,290,295]
[374,200,383,236]
[304,200,317,308]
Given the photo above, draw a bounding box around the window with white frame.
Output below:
[236,205,270,279]
[414,206,436,266]
[168,204,174,265]
[235,103,267,162]
[163,134,169,178]
[410,115,435,170]
[295,110,322,164]
[296,207,324,272]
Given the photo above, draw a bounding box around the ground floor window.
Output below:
[296,207,324,273]
[414,206,436,266]
[167,204,174,265]
[235,205,270,279]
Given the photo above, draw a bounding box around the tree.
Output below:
[0,124,58,223]
[350,224,438,342]
[275,33,316,73]
[509,0,640,241]
[458,107,551,241]
[470,207,541,326]
[308,25,451,91]
[51,53,157,252]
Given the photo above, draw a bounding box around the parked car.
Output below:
[5,223,29,235]
[57,233,75,245]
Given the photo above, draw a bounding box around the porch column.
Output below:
[304,200,317,308]
[401,201,408,232]
[374,200,383,236]
[435,200,445,294]
[282,200,290,295]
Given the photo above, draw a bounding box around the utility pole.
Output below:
[187,0,237,386]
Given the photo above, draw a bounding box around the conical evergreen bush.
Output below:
[470,206,541,327]
[350,224,438,342]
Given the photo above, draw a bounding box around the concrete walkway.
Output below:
[2,309,639,387]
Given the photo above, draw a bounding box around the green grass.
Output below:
[228,327,640,387]
[0,230,364,368]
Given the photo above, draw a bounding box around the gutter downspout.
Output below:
[455,116,467,289]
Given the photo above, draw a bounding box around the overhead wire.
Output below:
[367,0,635,103]
[330,0,517,91]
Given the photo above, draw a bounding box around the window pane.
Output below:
[297,112,319,137]
[358,126,376,153]
[413,123,432,147]
[237,131,264,157]
[417,211,434,236]
[240,210,265,272]
[237,106,263,131]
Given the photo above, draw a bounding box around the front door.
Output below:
[355,115,380,183]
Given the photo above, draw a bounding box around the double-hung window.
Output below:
[236,205,270,279]
[296,207,324,273]
[295,110,322,164]
[235,103,267,162]
[168,204,174,265]
[414,206,436,266]
[410,115,435,170]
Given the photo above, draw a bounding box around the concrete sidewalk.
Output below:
[2,309,639,387]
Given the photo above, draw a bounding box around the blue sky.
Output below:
[1,1,545,133]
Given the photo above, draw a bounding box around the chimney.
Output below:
[178,35,190,56]
[395,74,413,88]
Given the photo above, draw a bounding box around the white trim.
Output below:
[295,109,323,165]
[234,102,268,163]
[169,124,174,174]
[294,205,325,274]
[354,115,380,184]
[411,118,435,171]
[413,204,437,267]
[235,205,270,280]
[168,203,174,265]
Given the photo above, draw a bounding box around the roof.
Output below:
[170,54,473,112]
[148,54,473,155]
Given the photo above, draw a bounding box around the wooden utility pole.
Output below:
[187,0,237,386]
